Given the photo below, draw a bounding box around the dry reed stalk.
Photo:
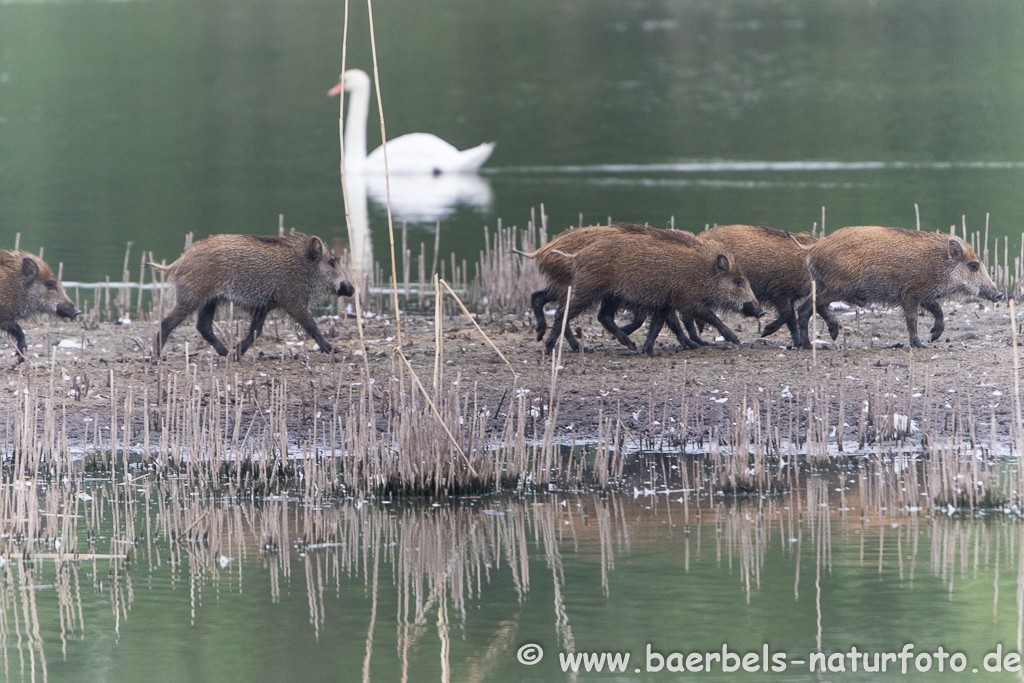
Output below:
[439,279,518,380]
[364,0,402,347]
[1013,298,1024,503]
[394,346,474,476]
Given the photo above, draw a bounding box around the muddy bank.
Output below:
[0,299,1017,450]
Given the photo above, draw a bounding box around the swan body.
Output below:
[330,69,495,176]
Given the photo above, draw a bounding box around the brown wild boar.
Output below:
[520,223,730,350]
[797,225,1002,349]
[698,224,837,347]
[0,250,80,361]
[521,224,638,341]
[544,232,764,356]
[153,232,355,359]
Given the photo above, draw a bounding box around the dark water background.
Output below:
[3,0,1024,283]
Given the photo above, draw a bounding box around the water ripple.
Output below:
[489,160,1024,174]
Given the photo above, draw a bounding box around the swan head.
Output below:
[327,69,371,97]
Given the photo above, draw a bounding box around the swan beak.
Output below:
[327,82,343,97]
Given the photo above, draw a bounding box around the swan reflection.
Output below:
[365,172,493,223]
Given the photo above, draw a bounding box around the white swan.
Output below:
[329,69,495,176]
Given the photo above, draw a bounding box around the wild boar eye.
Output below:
[328,258,337,268]
[967,261,980,272]
[733,278,745,287]
[45,281,57,291]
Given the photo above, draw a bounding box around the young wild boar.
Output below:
[544,232,764,356]
[153,232,355,359]
[520,223,716,350]
[697,224,837,347]
[0,250,80,361]
[796,225,1002,349]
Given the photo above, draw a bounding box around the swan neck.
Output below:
[343,79,370,171]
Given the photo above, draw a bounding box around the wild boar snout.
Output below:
[981,285,1003,303]
[742,301,766,318]
[57,301,81,319]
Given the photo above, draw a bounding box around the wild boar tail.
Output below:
[143,259,178,273]
[788,233,813,251]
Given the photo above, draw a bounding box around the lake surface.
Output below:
[3,0,1024,282]
[7,478,1024,682]
[4,2,1024,680]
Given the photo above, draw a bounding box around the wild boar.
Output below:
[544,232,764,356]
[153,232,354,359]
[519,223,723,350]
[521,224,637,341]
[0,250,80,361]
[697,224,837,347]
[796,225,1002,349]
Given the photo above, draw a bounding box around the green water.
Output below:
[10,482,1024,682]
[4,2,1024,679]
[3,0,1024,282]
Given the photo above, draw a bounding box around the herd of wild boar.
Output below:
[0,223,1005,362]
[521,222,1002,354]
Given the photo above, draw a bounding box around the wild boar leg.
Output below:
[901,299,926,348]
[544,301,583,354]
[281,303,335,353]
[796,297,838,349]
[156,304,197,355]
[195,300,230,356]
[760,316,786,338]
[618,312,646,337]
[782,312,802,347]
[782,306,804,347]
[921,299,945,342]
[3,322,28,361]
[530,287,555,341]
[683,318,708,346]
[235,308,270,359]
[640,308,670,356]
[699,311,741,344]
[596,297,637,351]
[761,297,799,344]
[820,303,840,341]
[664,313,697,349]
[618,309,696,349]
[796,298,815,349]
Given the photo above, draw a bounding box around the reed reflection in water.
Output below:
[1,479,1024,681]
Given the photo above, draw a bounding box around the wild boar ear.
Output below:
[714,254,731,275]
[947,237,965,261]
[307,236,325,261]
[21,256,38,278]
